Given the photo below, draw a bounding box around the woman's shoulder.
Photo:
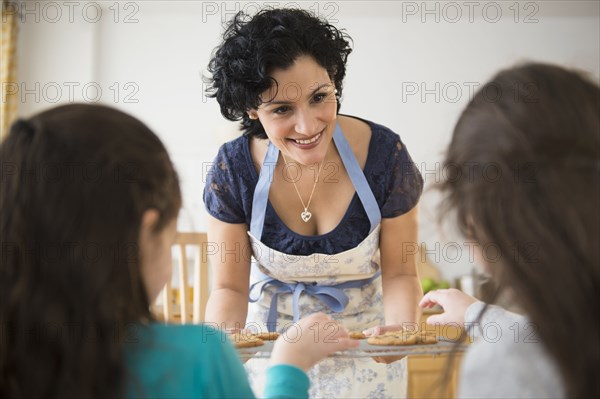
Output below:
[366,119,404,149]
[213,135,251,164]
[207,134,256,186]
[339,114,402,150]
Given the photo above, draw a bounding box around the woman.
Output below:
[203,8,424,397]
[420,63,599,397]
[0,103,356,398]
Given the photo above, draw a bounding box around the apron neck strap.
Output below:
[332,123,381,232]
[249,143,278,239]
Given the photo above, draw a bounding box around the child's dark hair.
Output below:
[438,63,600,397]
[205,8,353,139]
[0,103,181,398]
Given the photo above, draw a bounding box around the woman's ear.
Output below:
[247,111,258,120]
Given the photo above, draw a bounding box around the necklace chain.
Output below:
[280,153,325,222]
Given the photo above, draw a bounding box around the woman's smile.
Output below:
[287,129,324,149]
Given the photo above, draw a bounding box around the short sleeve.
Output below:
[202,142,247,224]
[380,136,424,218]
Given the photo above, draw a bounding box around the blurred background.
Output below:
[2,0,599,288]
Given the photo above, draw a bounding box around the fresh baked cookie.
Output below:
[383,330,408,337]
[253,332,280,341]
[414,332,438,344]
[349,331,367,340]
[229,333,264,348]
[367,333,417,346]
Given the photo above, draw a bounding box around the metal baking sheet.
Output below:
[237,338,467,359]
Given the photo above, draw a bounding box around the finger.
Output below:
[329,325,350,340]
[419,290,443,307]
[425,314,448,325]
[382,324,404,334]
[326,338,359,354]
[337,325,350,337]
[363,326,382,336]
[378,355,405,364]
[372,326,384,336]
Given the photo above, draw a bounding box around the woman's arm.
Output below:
[204,215,251,330]
[379,206,423,328]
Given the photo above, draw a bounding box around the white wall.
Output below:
[11,0,600,281]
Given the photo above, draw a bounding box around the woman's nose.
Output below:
[294,107,317,136]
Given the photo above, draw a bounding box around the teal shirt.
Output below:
[124,323,309,398]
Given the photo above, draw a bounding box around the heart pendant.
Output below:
[300,210,312,222]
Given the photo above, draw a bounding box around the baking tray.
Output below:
[237,338,467,359]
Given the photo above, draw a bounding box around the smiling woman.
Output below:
[203,8,424,398]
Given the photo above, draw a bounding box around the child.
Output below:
[420,63,599,397]
[0,104,357,398]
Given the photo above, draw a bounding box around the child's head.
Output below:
[0,103,181,397]
[439,63,599,397]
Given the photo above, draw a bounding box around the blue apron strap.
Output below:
[333,124,381,232]
[249,143,279,240]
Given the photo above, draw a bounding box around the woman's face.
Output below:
[252,55,338,166]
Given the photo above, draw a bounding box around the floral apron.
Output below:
[244,123,407,398]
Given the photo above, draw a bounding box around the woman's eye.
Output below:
[273,106,290,114]
[313,93,327,103]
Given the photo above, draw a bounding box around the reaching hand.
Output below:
[270,313,359,371]
[419,288,478,328]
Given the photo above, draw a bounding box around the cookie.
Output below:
[229,333,264,348]
[349,331,367,340]
[414,332,438,344]
[253,332,280,341]
[367,334,417,346]
[383,330,409,337]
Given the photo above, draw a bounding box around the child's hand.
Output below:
[419,288,478,328]
[270,313,359,371]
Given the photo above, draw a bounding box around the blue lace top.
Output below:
[203,117,423,255]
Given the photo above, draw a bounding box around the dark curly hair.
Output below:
[205,8,353,139]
